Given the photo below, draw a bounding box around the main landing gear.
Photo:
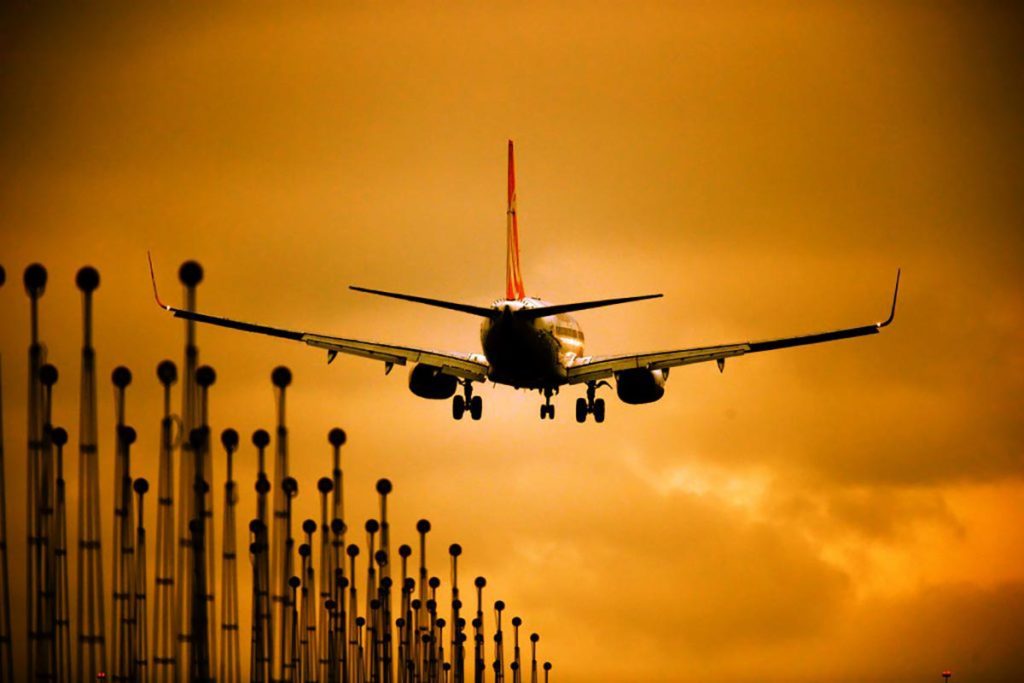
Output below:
[452,380,482,421]
[575,381,609,423]
[539,387,556,420]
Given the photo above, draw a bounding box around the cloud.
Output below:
[828,582,1024,683]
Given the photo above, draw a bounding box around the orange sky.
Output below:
[1,3,1022,681]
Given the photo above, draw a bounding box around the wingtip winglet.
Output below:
[147,251,171,311]
[878,268,900,328]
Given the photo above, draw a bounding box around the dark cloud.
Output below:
[833,582,1024,683]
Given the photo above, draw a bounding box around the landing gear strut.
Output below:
[575,381,608,423]
[539,387,556,420]
[452,380,482,421]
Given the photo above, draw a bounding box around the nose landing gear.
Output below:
[539,387,556,420]
[452,380,482,421]
[575,381,609,423]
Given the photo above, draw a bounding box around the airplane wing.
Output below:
[148,257,489,382]
[567,271,900,385]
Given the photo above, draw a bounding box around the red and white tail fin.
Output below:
[506,139,526,300]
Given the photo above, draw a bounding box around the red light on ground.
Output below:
[942,672,952,680]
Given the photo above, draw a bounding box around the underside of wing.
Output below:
[168,306,488,381]
[567,344,749,383]
[303,334,489,381]
[148,255,488,381]
[568,270,900,384]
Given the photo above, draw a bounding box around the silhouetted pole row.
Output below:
[2,261,558,682]
[0,263,13,683]
[288,474,540,683]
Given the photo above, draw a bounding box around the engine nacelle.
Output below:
[408,364,458,400]
[615,368,667,404]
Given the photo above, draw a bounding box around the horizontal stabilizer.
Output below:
[515,294,663,320]
[349,286,497,318]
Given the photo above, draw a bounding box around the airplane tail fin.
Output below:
[506,140,526,300]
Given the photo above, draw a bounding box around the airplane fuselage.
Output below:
[480,298,584,389]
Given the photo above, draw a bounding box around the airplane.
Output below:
[149,141,900,423]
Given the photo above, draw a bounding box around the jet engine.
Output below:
[408,363,458,399]
[615,368,667,404]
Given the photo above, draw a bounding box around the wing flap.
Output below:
[303,335,409,365]
[567,344,748,383]
[303,335,488,381]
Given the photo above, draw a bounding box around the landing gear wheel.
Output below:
[575,398,588,423]
[540,387,557,420]
[454,380,479,422]
[582,381,610,424]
